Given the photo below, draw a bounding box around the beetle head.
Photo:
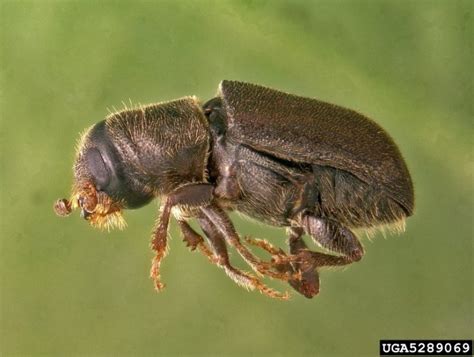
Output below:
[54,181,125,230]
[54,121,153,230]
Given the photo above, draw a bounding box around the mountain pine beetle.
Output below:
[54,80,414,299]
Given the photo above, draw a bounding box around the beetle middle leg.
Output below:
[200,204,299,281]
[178,220,217,264]
[282,215,365,289]
[178,218,289,299]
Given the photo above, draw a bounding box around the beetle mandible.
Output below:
[54,80,414,299]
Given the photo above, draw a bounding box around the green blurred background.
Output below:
[1,1,472,356]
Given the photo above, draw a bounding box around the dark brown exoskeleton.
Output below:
[54,81,414,299]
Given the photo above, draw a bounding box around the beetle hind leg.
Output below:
[285,215,365,295]
[301,215,364,262]
[244,220,363,299]
[286,227,322,298]
[246,228,321,298]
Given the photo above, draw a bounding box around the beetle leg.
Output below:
[149,202,171,291]
[150,183,214,291]
[244,236,284,256]
[302,215,365,262]
[247,217,364,299]
[273,215,364,294]
[245,229,320,298]
[200,204,296,282]
[178,220,217,264]
[177,217,288,299]
[197,215,289,300]
[286,227,320,298]
[295,250,358,268]
[243,237,301,276]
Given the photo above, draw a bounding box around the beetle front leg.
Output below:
[200,204,297,281]
[150,183,214,291]
[150,202,171,291]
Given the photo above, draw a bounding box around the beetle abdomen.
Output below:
[219,80,414,216]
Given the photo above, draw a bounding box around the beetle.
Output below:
[54,80,414,299]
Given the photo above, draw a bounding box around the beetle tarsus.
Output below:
[244,227,321,298]
[150,255,166,291]
[244,236,284,256]
[244,236,302,281]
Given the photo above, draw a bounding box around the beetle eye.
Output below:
[85,148,110,189]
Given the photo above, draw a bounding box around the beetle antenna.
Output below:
[54,198,72,216]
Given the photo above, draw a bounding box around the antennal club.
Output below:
[54,198,72,217]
